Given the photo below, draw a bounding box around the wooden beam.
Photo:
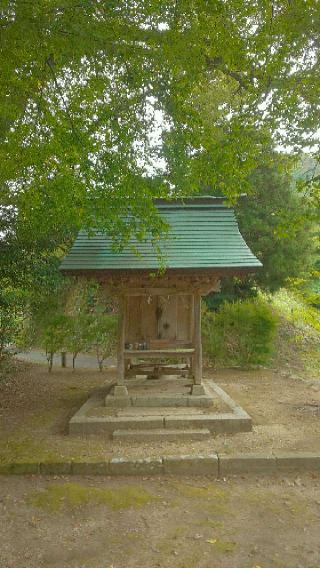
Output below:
[121,288,193,296]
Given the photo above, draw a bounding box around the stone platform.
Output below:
[69,378,252,440]
[105,376,214,408]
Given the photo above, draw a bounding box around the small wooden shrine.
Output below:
[60,197,261,399]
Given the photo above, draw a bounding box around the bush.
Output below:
[269,288,320,334]
[202,298,278,368]
[39,314,70,372]
[87,314,118,371]
[65,314,93,369]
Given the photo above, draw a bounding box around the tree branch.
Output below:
[45,54,80,141]
[205,56,253,90]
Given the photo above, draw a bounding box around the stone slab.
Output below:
[105,396,131,408]
[274,452,320,472]
[0,463,42,475]
[130,396,189,407]
[2,452,320,477]
[70,415,164,435]
[113,385,129,396]
[187,396,214,408]
[40,462,72,475]
[109,457,163,476]
[0,463,13,474]
[104,394,213,408]
[191,384,206,395]
[112,428,211,442]
[116,406,205,416]
[164,414,252,433]
[219,454,277,475]
[163,454,218,475]
[71,461,109,475]
[69,379,252,437]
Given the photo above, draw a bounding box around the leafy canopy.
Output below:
[1,0,320,256]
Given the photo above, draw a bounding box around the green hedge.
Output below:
[202,298,278,368]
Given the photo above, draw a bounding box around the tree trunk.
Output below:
[48,353,53,373]
[61,351,67,368]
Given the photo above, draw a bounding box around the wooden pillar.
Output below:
[114,295,128,396]
[192,292,205,395]
[193,293,202,384]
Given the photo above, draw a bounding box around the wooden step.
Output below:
[112,428,211,442]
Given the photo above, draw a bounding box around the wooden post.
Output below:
[192,292,205,395]
[114,295,128,396]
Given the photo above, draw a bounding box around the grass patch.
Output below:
[27,482,159,512]
[170,481,229,514]
[302,347,320,378]
[170,481,227,500]
[206,538,236,554]
[271,289,320,334]
[22,409,62,430]
[0,437,60,465]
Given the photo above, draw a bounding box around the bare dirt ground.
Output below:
[1,473,320,568]
[0,361,319,462]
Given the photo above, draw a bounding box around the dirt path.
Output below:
[0,473,320,568]
[0,362,320,462]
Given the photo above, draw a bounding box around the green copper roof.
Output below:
[60,197,262,272]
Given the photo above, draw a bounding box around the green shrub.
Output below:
[268,288,320,334]
[202,298,278,368]
[87,313,118,371]
[39,314,70,372]
[65,314,93,369]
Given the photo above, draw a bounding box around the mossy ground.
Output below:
[3,475,320,568]
[0,359,320,463]
[27,482,159,512]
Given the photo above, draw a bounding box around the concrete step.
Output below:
[105,395,213,408]
[112,428,211,442]
[164,414,252,433]
[70,411,252,435]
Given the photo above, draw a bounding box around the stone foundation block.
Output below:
[69,419,86,435]
[0,463,13,474]
[131,396,188,407]
[10,463,40,475]
[187,396,213,408]
[113,385,129,397]
[163,454,218,475]
[164,414,251,433]
[105,396,131,408]
[275,452,320,472]
[112,428,211,442]
[219,454,276,475]
[191,384,206,396]
[109,457,163,476]
[71,461,109,475]
[40,462,72,475]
